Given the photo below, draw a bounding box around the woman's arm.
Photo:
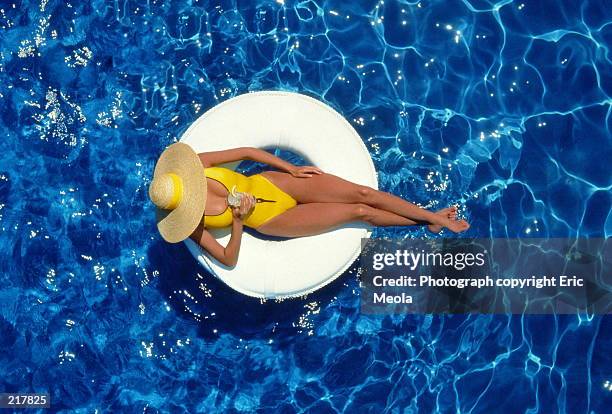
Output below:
[188,194,255,267]
[189,221,243,267]
[198,147,322,177]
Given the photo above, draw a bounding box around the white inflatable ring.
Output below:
[181,91,378,298]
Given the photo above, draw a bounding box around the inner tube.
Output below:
[181,91,378,298]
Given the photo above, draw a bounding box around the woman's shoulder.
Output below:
[206,165,249,173]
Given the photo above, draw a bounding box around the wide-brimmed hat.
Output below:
[149,142,207,243]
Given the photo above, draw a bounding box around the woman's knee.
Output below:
[352,203,377,224]
[355,185,377,204]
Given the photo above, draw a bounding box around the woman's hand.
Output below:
[289,165,323,178]
[231,194,256,220]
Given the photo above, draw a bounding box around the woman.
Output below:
[149,143,469,266]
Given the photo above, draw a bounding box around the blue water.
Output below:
[0,0,610,412]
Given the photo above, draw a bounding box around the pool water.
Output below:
[1,0,610,412]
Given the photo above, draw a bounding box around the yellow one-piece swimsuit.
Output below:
[203,167,297,228]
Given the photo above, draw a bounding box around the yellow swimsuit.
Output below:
[203,167,297,228]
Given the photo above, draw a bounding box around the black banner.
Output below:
[360,238,611,314]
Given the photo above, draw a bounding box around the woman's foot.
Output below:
[445,218,470,233]
[427,206,470,233]
[427,206,458,233]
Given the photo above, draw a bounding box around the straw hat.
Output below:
[149,143,207,243]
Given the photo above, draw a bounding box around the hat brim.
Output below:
[152,142,207,243]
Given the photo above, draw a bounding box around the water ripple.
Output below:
[0,0,610,412]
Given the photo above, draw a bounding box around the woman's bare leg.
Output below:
[256,203,419,238]
[260,171,469,233]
